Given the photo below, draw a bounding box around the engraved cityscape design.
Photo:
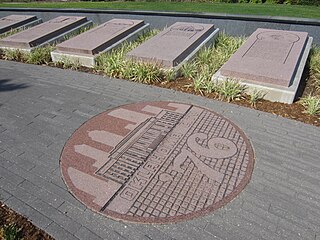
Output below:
[60,102,254,223]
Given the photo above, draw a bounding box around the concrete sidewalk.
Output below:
[0,60,319,240]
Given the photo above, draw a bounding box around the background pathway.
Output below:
[0,60,319,240]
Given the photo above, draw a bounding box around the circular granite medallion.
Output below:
[60,102,254,223]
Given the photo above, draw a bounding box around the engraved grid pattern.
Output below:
[127,109,250,218]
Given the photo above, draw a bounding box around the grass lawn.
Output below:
[0,2,320,19]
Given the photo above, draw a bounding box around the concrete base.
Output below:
[51,23,150,68]
[0,20,93,52]
[212,37,313,104]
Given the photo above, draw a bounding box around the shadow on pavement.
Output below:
[0,79,29,92]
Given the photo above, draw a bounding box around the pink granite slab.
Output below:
[55,19,145,56]
[0,15,38,34]
[126,22,215,67]
[0,16,88,49]
[220,28,309,87]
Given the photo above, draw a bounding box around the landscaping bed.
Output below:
[0,31,319,127]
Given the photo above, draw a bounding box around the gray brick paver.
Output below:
[6,163,85,209]
[1,60,320,240]
[241,200,280,227]
[0,165,25,185]
[204,222,250,240]
[74,226,103,240]
[19,180,65,208]
[156,224,216,240]
[45,222,80,240]
[4,196,53,230]
[29,198,82,234]
[131,224,175,240]
[276,218,316,240]
[235,209,278,232]
[0,154,14,169]
[0,187,12,202]
[11,156,36,171]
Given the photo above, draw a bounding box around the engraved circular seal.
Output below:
[60,102,254,223]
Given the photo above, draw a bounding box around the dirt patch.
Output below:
[0,202,53,240]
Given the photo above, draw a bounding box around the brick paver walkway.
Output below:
[0,60,320,240]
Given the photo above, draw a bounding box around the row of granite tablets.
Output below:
[0,15,218,68]
[0,14,312,104]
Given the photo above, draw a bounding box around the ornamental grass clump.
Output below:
[301,94,320,115]
[180,61,198,79]
[180,33,246,94]
[309,46,320,88]
[248,88,266,107]
[100,51,125,77]
[55,56,81,70]
[26,45,53,65]
[95,29,163,83]
[131,61,162,84]
[3,45,53,65]
[163,69,177,82]
[192,65,212,94]
[3,49,27,62]
[216,78,246,102]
